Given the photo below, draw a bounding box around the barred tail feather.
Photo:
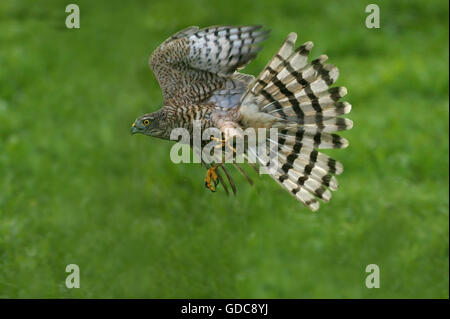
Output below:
[240,32,352,211]
[276,129,349,149]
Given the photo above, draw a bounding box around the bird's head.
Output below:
[130,110,167,139]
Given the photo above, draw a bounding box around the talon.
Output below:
[205,180,215,192]
[204,166,220,192]
[211,136,237,153]
[211,136,225,149]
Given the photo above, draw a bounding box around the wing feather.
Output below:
[149,25,268,106]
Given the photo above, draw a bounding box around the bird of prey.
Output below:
[131,25,352,211]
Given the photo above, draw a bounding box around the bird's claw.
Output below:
[204,166,219,192]
[211,136,225,149]
[211,136,236,153]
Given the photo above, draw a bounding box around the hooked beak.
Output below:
[130,122,139,135]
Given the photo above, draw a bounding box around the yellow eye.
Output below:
[143,119,150,126]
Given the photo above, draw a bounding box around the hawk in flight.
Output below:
[131,25,352,211]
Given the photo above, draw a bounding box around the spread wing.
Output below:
[149,25,269,107]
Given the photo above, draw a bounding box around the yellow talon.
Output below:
[211,136,225,149]
[211,136,237,154]
[204,166,219,192]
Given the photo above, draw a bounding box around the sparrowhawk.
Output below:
[131,25,352,211]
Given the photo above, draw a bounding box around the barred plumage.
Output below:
[149,25,267,108]
[240,32,352,211]
[132,26,352,212]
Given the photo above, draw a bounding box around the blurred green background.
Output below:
[0,0,448,298]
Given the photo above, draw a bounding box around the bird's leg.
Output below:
[211,128,238,154]
[210,136,224,148]
[211,138,236,160]
[204,164,221,192]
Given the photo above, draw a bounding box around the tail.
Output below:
[239,32,352,211]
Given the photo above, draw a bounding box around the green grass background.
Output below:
[0,0,448,298]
